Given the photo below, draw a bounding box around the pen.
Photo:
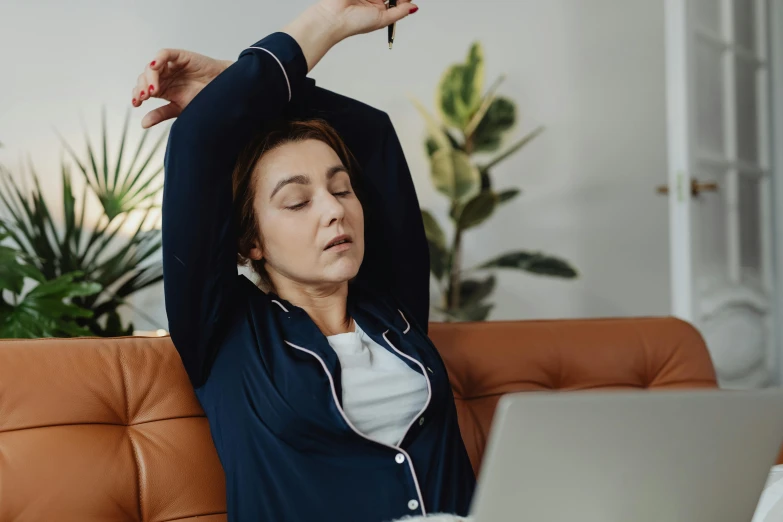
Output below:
[388,0,397,49]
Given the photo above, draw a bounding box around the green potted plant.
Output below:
[0,231,101,338]
[413,42,578,321]
[0,108,169,336]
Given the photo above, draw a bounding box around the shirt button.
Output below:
[419,417,425,426]
[395,453,405,464]
[408,499,419,511]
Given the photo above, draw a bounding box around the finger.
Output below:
[132,73,147,106]
[136,73,150,103]
[141,103,180,129]
[150,48,185,70]
[380,2,419,25]
[144,63,159,99]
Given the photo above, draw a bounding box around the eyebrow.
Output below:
[269,165,348,200]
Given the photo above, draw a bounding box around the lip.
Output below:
[324,234,353,251]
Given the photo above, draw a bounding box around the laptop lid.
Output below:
[470,389,783,522]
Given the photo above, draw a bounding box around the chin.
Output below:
[325,258,362,283]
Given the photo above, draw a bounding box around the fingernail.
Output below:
[150,60,156,67]
[140,90,145,96]
[410,5,419,13]
[149,85,154,93]
[132,98,137,105]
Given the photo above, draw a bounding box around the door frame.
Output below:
[770,0,783,385]
[664,0,695,322]
[666,0,781,386]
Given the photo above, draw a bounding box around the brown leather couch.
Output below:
[0,317,719,521]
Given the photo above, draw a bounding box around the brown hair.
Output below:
[232,119,360,292]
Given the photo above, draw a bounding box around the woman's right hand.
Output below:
[132,50,233,129]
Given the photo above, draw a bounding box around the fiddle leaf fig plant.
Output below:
[414,42,578,322]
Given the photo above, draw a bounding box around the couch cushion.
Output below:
[0,336,226,522]
[429,317,719,475]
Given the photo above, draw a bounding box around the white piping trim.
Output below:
[383,330,432,448]
[271,300,289,312]
[398,309,411,334]
[383,329,433,515]
[245,46,292,102]
[284,339,427,516]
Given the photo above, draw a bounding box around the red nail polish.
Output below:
[410,5,419,13]
[140,90,145,96]
[132,98,137,105]
[150,60,156,66]
[149,85,154,92]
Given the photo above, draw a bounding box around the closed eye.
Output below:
[333,191,352,197]
[286,200,309,211]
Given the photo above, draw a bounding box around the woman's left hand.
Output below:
[283,0,419,71]
[318,0,419,40]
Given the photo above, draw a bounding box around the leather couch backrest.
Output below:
[0,317,717,521]
[429,317,718,474]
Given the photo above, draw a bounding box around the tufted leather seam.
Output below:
[453,379,718,400]
[0,415,207,434]
[159,510,227,521]
[653,326,692,386]
[128,430,144,522]
[118,342,144,522]
[634,322,653,388]
[548,323,564,389]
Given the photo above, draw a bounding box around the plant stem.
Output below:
[448,226,463,312]
[464,134,474,156]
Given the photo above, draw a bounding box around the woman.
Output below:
[131,1,476,521]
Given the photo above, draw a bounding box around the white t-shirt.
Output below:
[326,321,428,446]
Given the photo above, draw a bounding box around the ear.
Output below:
[248,241,264,261]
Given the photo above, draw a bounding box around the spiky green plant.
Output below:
[0,108,170,336]
[0,232,101,338]
[413,42,578,322]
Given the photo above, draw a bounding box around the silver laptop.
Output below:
[470,389,783,522]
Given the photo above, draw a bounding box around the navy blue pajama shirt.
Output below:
[161,31,476,522]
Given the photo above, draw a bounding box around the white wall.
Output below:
[0,0,671,330]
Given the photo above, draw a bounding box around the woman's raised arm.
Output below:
[133,1,419,388]
[159,32,308,388]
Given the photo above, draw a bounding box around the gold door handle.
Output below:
[656,179,719,197]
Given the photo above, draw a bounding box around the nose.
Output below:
[320,191,346,227]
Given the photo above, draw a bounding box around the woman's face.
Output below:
[249,139,365,290]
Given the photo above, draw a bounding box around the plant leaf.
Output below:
[445,301,494,322]
[454,191,497,230]
[471,96,517,153]
[437,42,485,130]
[27,272,102,299]
[421,210,446,250]
[430,148,481,203]
[464,74,506,140]
[463,302,493,321]
[459,275,496,307]
[496,188,521,204]
[411,98,454,154]
[481,126,545,172]
[421,210,449,281]
[479,251,578,278]
[0,267,99,338]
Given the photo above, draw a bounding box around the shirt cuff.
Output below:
[239,32,308,103]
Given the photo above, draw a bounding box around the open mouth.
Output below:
[325,235,352,250]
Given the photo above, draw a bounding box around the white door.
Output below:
[664,0,776,388]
